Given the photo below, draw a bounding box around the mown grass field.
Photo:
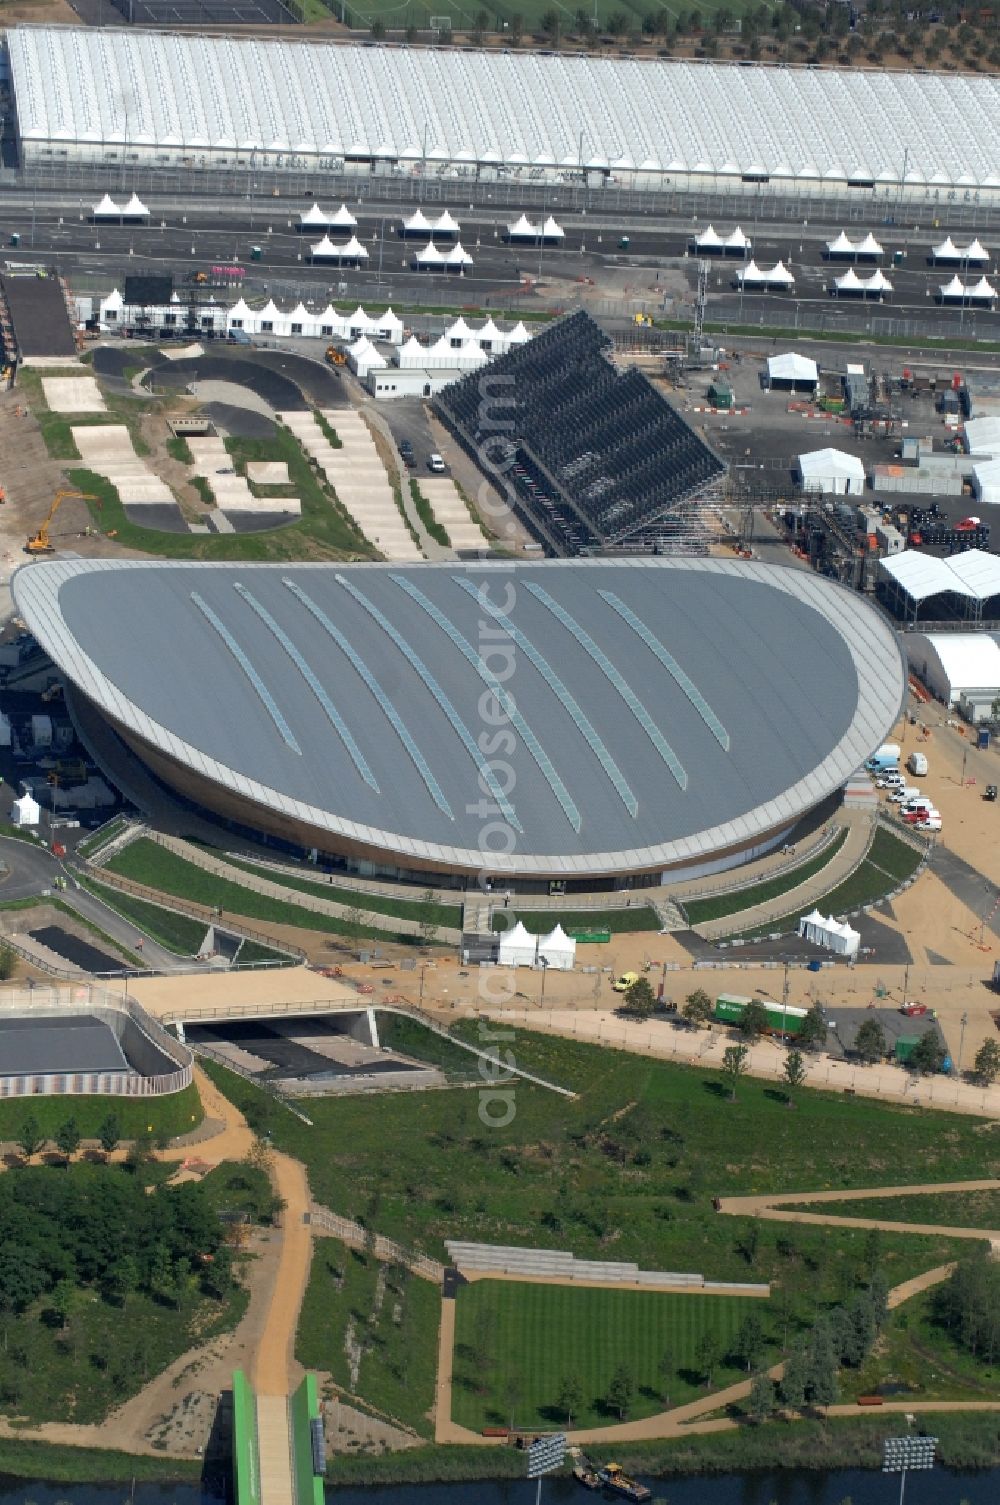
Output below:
[103,838,423,946]
[452,1281,766,1430]
[297,1242,440,1436]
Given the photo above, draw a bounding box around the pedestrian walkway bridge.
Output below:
[233,1370,325,1505]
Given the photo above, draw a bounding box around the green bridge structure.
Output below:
[233,1370,325,1505]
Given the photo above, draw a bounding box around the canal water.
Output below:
[0,1470,997,1505]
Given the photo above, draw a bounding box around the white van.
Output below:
[889,785,920,804]
[907,751,929,777]
[878,770,905,789]
[901,798,933,818]
[917,815,942,832]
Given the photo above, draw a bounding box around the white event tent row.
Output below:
[496,921,576,970]
[830,267,893,298]
[938,274,998,304]
[506,213,566,242]
[691,225,752,254]
[396,318,531,367]
[94,288,407,343]
[825,231,884,259]
[92,192,150,219]
[412,240,474,271]
[401,208,461,238]
[798,909,860,958]
[735,258,795,288]
[309,234,369,262]
[298,202,357,229]
[931,236,990,263]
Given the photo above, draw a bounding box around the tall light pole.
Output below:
[883,1433,936,1505]
[527,1433,565,1505]
[958,1009,969,1075]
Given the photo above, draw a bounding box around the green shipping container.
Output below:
[895,1036,921,1063]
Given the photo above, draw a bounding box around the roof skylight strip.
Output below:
[598,590,731,753]
[524,583,688,791]
[333,574,522,833]
[190,590,300,755]
[282,579,453,819]
[451,575,638,818]
[391,575,580,833]
[233,583,378,792]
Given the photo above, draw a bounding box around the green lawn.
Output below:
[788,1188,1000,1231]
[0,1081,203,1143]
[410,479,451,548]
[223,855,461,929]
[297,1242,440,1436]
[682,829,849,926]
[235,937,300,967]
[199,1029,986,1342]
[103,838,423,946]
[867,825,928,881]
[200,1161,283,1225]
[77,872,210,956]
[491,906,660,934]
[453,1282,767,1430]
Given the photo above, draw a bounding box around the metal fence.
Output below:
[309,1201,444,1283]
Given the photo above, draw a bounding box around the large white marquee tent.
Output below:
[13,25,1000,197]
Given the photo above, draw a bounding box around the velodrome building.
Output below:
[13,559,905,891]
[7,24,1000,201]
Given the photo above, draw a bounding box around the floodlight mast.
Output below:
[527,1433,566,1505]
[882,1433,937,1505]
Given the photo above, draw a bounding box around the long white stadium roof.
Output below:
[9,24,1000,186]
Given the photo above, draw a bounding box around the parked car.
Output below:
[904,806,938,824]
[985,784,998,802]
[399,439,415,466]
[427,452,446,473]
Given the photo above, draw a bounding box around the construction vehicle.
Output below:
[325,345,346,366]
[25,489,98,554]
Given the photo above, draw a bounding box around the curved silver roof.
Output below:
[13,558,905,876]
[9,25,1000,189]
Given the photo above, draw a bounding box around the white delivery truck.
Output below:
[907,751,928,777]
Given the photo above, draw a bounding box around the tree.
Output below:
[0,943,15,981]
[557,1373,583,1425]
[471,7,489,42]
[98,1112,121,1158]
[748,1369,775,1423]
[739,999,770,1041]
[973,1038,1000,1085]
[721,1044,749,1101]
[622,976,655,1019]
[106,1254,140,1311]
[910,1029,947,1076]
[55,1117,81,1164]
[853,1018,887,1065]
[540,8,559,38]
[695,1330,722,1387]
[16,1114,44,1162]
[607,1361,635,1419]
[734,1309,766,1372]
[48,1277,75,1334]
[502,1375,521,1431]
[369,17,385,38]
[807,1323,839,1407]
[782,1049,806,1105]
[780,1344,808,1410]
[682,988,713,1028]
[935,1254,1000,1361]
[797,1002,828,1051]
[657,1347,674,1405]
[418,889,440,947]
[510,12,524,42]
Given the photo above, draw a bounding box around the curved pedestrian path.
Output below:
[717,1177,1000,1244]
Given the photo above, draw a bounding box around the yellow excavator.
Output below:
[26,489,98,554]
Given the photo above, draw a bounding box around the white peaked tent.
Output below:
[724,226,751,252]
[854,233,883,257]
[933,235,989,262]
[541,216,565,240]
[965,239,990,262]
[507,213,540,240]
[310,235,339,259]
[414,241,445,267]
[798,910,860,957]
[862,269,893,294]
[300,202,330,226]
[497,920,537,967]
[825,231,855,256]
[769,259,795,287]
[374,307,404,343]
[122,192,149,217]
[477,316,503,345]
[11,792,40,827]
[396,335,427,368]
[347,335,386,378]
[736,259,765,285]
[833,268,890,297]
[401,209,432,235]
[445,242,473,268]
[446,316,473,342]
[798,447,866,495]
[693,224,724,249]
[433,209,460,235]
[937,275,993,301]
[537,924,576,970]
[457,339,488,365]
[938,274,966,299]
[93,194,122,218]
[337,235,370,261]
[970,276,998,302]
[767,351,818,386]
[507,321,531,344]
[329,203,357,228]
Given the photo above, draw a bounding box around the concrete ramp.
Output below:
[233,1372,324,1505]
